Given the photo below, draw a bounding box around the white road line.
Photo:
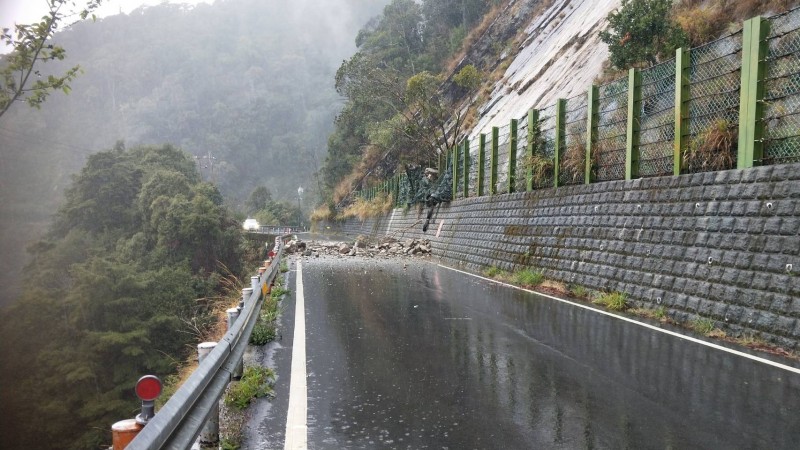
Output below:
[284,259,308,450]
[439,264,800,375]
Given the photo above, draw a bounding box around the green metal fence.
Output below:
[562,93,588,185]
[350,8,800,207]
[595,76,628,181]
[762,7,800,164]
[639,59,676,177]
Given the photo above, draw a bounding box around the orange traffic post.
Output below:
[112,419,143,450]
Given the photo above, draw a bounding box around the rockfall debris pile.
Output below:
[283,236,433,259]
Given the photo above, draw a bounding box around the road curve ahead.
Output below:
[248,255,800,449]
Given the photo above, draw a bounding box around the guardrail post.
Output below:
[627,68,642,180]
[674,47,690,175]
[527,108,538,191]
[491,126,499,195]
[197,342,219,449]
[478,133,486,196]
[462,138,470,197]
[227,308,243,379]
[738,16,769,168]
[250,276,259,295]
[554,98,566,188]
[509,119,518,193]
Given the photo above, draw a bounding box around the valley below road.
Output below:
[241,241,800,449]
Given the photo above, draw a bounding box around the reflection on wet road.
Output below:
[280,256,800,449]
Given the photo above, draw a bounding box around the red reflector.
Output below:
[268,250,275,258]
[135,375,162,401]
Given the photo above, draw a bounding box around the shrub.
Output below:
[600,0,688,69]
[453,64,481,91]
[225,366,275,410]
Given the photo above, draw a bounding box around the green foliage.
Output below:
[0,143,244,449]
[593,292,629,311]
[0,0,103,118]
[599,0,688,69]
[225,366,276,410]
[483,266,504,278]
[249,320,277,345]
[453,64,481,91]
[322,0,493,199]
[513,269,544,286]
[690,316,716,335]
[570,285,589,299]
[280,261,289,273]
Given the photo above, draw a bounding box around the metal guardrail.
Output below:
[126,236,288,449]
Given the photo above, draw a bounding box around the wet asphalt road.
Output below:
[245,254,800,449]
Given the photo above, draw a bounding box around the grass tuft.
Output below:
[593,292,629,311]
[513,269,544,286]
[225,366,276,410]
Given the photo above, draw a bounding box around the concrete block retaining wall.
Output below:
[327,164,800,349]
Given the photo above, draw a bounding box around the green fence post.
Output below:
[509,119,518,193]
[393,175,399,206]
[478,133,486,196]
[463,138,470,197]
[627,68,642,180]
[585,86,598,184]
[554,99,566,188]
[491,127,499,195]
[452,146,458,199]
[738,16,770,169]
[527,108,539,191]
[674,47,690,176]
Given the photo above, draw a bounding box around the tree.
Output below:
[599,0,688,70]
[245,186,273,214]
[0,0,103,119]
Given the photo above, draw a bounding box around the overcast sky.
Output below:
[1,0,212,50]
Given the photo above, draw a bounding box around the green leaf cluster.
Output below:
[0,0,103,118]
[0,143,244,449]
[599,0,688,70]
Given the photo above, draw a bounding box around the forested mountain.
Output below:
[0,0,388,304]
[0,143,247,449]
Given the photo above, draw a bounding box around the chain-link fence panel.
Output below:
[683,30,743,174]
[639,59,676,177]
[561,92,588,185]
[595,76,628,181]
[763,7,800,165]
[454,142,465,199]
[533,103,557,189]
[494,123,511,193]
[515,114,530,192]
[467,138,481,197]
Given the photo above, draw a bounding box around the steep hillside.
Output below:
[469,0,620,134]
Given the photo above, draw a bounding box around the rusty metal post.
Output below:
[196,342,219,449]
[112,419,143,450]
